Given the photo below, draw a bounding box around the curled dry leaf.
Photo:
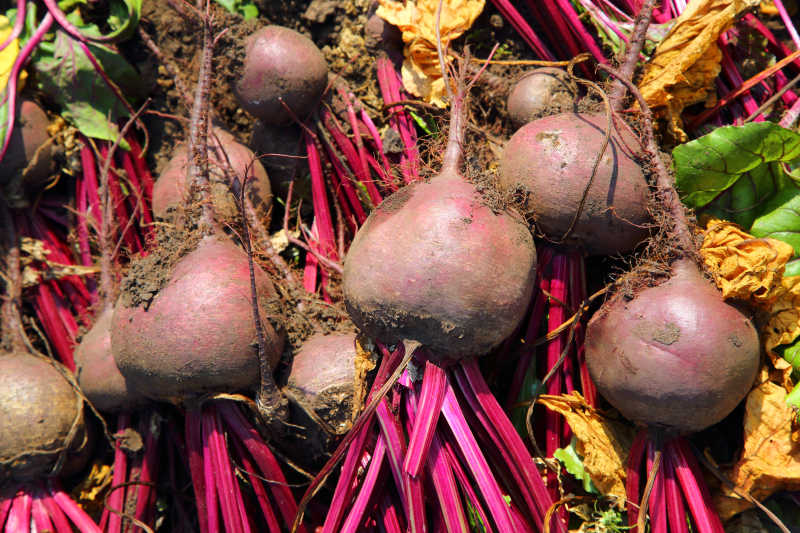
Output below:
[376,0,485,107]
[638,0,760,141]
[700,218,794,308]
[539,392,635,503]
[699,219,798,387]
[715,380,800,520]
[0,15,19,91]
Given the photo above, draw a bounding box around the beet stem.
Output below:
[404,361,447,477]
[341,436,388,532]
[609,0,656,111]
[667,439,725,533]
[49,480,102,532]
[185,408,209,533]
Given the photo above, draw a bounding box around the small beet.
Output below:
[152,128,272,223]
[364,13,402,53]
[499,112,650,255]
[0,99,54,197]
[111,236,284,401]
[0,352,86,480]
[234,25,328,124]
[506,68,576,127]
[585,260,760,433]
[75,307,147,412]
[283,333,363,465]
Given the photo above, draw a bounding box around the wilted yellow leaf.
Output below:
[715,381,800,520]
[376,0,485,107]
[763,276,800,388]
[638,0,760,141]
[20,237,99,287]
[73,461,113,515]
[700,219,793,307]
[0,15,19,91]
[539,392,635,502]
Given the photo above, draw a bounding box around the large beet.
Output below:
[75,307,147,412]
[111,236,284,401]
[152,129,272,223]
[234,25,328,124]
[498,112,650,255]
[0,353,85,480]
[585,260,760,433]
[343,175,537,359]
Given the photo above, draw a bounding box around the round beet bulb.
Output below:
[152,128,272,223]
[585,260,760,433]
[234,25,328,124]
[343,175,537,360]
[0,99,55,197]
[75,307,147,412]
[0,353,86,480]
[499,112,650,256]
[506,68,577,127]
[111,236,284,401]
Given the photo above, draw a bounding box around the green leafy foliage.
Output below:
[214,0,259,19]
[33,17,138,148]
[553,439,598,494]
[674,123,800,252]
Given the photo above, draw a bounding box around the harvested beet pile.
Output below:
[3,0,800,531]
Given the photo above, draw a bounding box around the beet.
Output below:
[234,25,328,125]
[0,353,86,480]
[75,306,147,412]
[506,68,577,127]
[344,174,536,359]
[585,260,760,433]
[0,99,54,198]
[283,333,362,465]
[152,128,272,223]
[111,236,284,401]
[498,112,650,256]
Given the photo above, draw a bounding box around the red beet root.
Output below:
[75,307,147,413]
[0,353,86,480]
[152,128,272,223]
[0,99,54,202]
[343,174,537,359]
[111,236,284,401]
[234,25,328,125]
[499,112,650,255]
[585,260,760,433]
[506,68,577,127]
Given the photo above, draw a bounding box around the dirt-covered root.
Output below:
[506,68,578,127]
[0,352,86,482]
[111,235,284,402]
[152,128,273,225]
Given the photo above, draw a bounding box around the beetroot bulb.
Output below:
[111,236,283,401]
[585,260,759,433]
[152,128,273,224]
[343,80,537,359]
[499,112,650,256]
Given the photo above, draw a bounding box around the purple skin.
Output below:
[152,129,273,223]
[506,68,576,128]
[111,236,284,402]
[585,260,760,434]
[498,112,650,256]
[0,99,54,192]
[234,25,328,125]
[75,307,147,412]
[0,352,86,481]
[343,173,537,361]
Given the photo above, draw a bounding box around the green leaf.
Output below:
[779,340,800,373]
[674,123,800,216]
[33,30,135,148]
[553,439,598,494]
[786,381,800,413]
[751,192,800,254]
[214,0,259,19]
